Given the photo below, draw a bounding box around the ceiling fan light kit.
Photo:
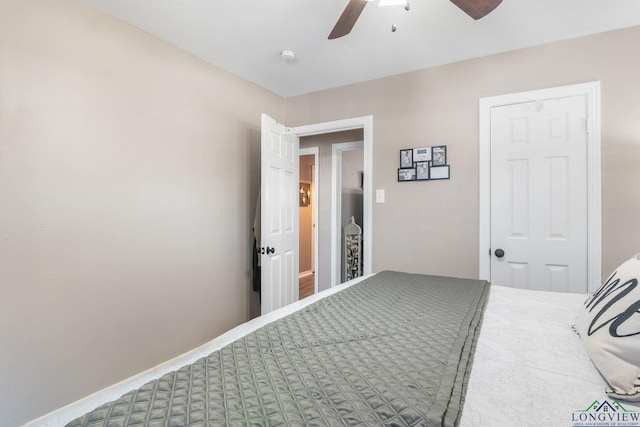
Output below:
[378,0,407,6]
[329,0,502,39]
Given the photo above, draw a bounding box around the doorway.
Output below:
[300,132,365,292]
[299,148,318,299]
[479,82,602,293]
[260,115,373,315]
[291,116,373,291]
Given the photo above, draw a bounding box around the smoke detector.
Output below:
[280,50,296,62]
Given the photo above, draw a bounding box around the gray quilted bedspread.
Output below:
[67,271,489,427]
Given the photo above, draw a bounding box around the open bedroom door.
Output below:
[260,114,299,315]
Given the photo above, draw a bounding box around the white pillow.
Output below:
[575,253,640,401]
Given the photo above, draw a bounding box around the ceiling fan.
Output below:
[328,0,503,39]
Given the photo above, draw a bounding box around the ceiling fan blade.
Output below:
[329,0,368,40]
[450,0,502,20]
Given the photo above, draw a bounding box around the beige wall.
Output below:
[286,25,640,282]
[0,1,283,425]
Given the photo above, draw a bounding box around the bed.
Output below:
[29,269,640,427]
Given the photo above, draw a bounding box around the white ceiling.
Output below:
[82,0,640,97]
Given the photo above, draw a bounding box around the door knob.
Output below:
[266,246,275,255]
[494,248,505,258]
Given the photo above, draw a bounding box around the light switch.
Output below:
[376,189,385,203]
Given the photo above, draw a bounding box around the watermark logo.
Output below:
[571,400,640,426]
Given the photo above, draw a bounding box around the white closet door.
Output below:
[490,95,588,293]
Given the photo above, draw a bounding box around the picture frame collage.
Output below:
[398,146,450,182]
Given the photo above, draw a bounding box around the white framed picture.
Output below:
[413,147,432,162]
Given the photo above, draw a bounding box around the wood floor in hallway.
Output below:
[299,273,314,300]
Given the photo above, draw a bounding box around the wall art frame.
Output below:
[430,165,450,180]
[398,168,417,181]
[400,149,413,168]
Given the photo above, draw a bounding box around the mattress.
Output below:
[460,285,640,426]
[28,273,639,427]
